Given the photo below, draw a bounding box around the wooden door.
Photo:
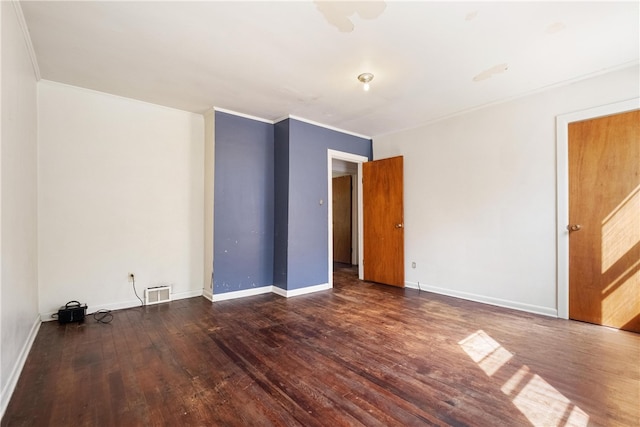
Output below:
[363,156,404,287]
[568,109,639,333]
[332,175,352,264]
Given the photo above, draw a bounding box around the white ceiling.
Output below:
[20,1,639,137]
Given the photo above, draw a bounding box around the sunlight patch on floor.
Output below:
[500,365,529,395]
[513,374,589,426]
[458,330,513,376]
[459,330,589,427]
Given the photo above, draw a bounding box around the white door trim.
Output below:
[327,150,368,288]
[556,98,639,319]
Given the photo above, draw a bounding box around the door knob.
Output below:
[395,223,404,229]
[567,224,582,232]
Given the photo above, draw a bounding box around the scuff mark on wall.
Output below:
[314,0,386,33]
[473,63,509,82]
[546,22,566,34]
[465,11,478,21]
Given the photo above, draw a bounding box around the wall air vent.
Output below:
[144,286,171,305]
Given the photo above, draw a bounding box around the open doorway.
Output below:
[332,172,355,270]
[327,150,367,288]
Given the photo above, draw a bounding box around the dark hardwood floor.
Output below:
[3,269,639,426]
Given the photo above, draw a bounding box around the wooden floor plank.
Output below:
[2,268,638,426]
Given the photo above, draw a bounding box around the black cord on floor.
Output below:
[132,275,144,307]
[93,309,113,324]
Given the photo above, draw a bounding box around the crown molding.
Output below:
[213,107,273,124]
[287,115,371,140]
[374,60,640,139]
[213,109,371,140]
[12,0,41,81]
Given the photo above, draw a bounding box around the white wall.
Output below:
[203,110,214,301]
[373,65,639,316]
[38,81,204,318]
[0,1,40,417]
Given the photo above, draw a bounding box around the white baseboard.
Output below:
[171,289,203,301]
[406,281,558,318]
[1,314,41,420]
[208,283,332,302]
[211,286,273,302]
[40,298,144,322]
[40,288,205,321]
[202,288,214,302]
[273,283,331,298]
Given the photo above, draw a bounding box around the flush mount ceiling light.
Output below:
[357,72,374,91]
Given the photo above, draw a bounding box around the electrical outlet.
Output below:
[411,262,416,268]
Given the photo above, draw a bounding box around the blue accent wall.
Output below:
[286,119,372,290]
[213,112,274,293]
[213,113,371,295]
[273,120,290,290]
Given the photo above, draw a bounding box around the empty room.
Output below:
[1,1,638,426]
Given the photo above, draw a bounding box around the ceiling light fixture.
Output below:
[358,73,374,91]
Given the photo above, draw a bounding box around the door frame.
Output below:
[555,98,639,319]
[327,150,368,288]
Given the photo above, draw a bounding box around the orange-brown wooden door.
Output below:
[568,109,639,333]
[363,156,404,287]
[332,175,352,264]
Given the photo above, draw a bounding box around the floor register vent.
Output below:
[145,286,171,305]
